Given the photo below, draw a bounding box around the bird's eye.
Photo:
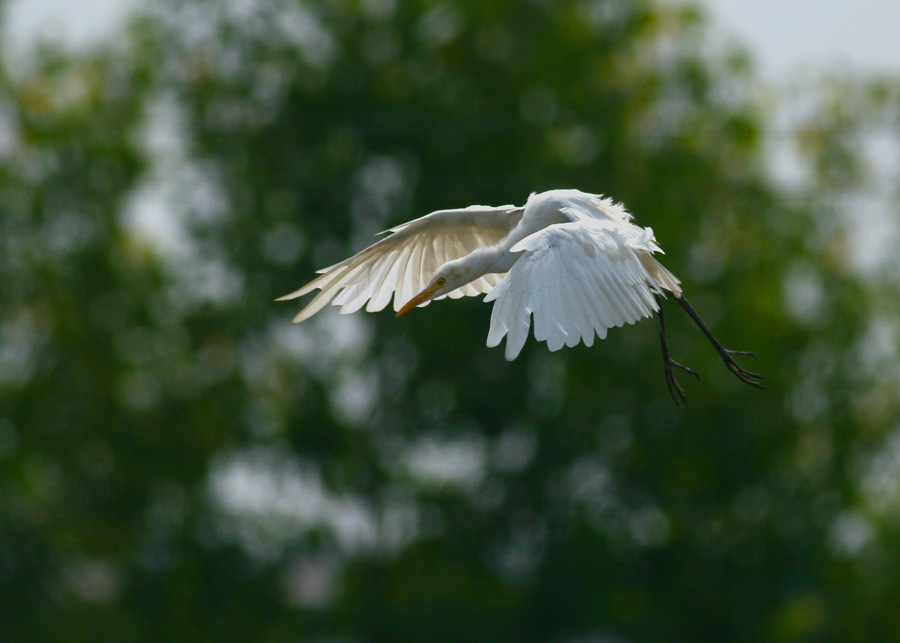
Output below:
[437,277,446,286]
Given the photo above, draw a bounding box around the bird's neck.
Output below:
[464,243,519,277]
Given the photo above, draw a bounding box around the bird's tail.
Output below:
[642,255,682,298]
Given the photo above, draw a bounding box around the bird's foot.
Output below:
[720,349,765,388]
[664,359,700,410]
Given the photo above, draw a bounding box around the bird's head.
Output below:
[396,263,466,316]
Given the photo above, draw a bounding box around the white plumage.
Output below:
[486,218,677,359]
[277,204,523,320]
[278,189,681,360]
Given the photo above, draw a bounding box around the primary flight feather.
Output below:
[278,189,762,406]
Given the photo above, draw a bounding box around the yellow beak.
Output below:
[396,282,442,317]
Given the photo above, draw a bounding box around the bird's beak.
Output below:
[397,282,442,317]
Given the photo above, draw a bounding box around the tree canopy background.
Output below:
[2,0,900,641]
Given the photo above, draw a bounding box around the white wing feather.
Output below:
[278,205,524,321]
[485,219,681,360]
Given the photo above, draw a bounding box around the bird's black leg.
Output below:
[655,294,699,409]
[674,295,764,388]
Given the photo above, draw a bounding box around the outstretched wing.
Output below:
[278,205,524,322]
[484,219,681,360]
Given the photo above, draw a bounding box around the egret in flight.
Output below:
[278,189,762,406]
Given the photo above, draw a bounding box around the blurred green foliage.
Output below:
[2,0,900,641]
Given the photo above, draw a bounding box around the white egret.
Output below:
[278,189,762,406]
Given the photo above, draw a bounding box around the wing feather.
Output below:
[564,257,597,346]
[394,244,415,310]
[602,262,641,323]
[531,272,552,344]
[547,280,568,347]
[578,261,613,335]
[557,257,585,348]
[503,259,537,359]
[279,205,524,321]
[573,255,605,345]
[367,256,403,313]
[488,220,672,360]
